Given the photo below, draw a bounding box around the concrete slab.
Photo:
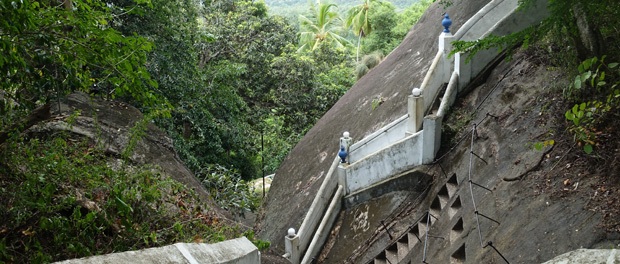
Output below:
[54,237,260,264]
[542,249,619,264]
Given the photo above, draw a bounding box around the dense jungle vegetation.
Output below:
[0,0,432,262]
[1,0,619,262]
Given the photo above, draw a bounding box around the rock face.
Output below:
[255,0,494,256]
[257,0,620,263]
[322,50,613,264]
[30,92,217,208]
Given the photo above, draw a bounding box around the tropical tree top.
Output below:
[345,0,384,37]
[297,1,351,51]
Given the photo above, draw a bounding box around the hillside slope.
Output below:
[319,46,620,263]
[255,0,493,254]
[256,0,620,263]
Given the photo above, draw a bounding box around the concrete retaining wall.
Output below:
[283,0,551,263]
[455,0,549,90]
[348,115,408,164]
[420,50,449,112]
[344,170,432,208]
[54,237,260,264]
[345,131,423,194]
[542,249,619,263]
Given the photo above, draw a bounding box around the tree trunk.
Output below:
[63,0,72,11]
[572,2,604,60]
[356,34,362,62]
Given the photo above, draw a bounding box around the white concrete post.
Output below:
[421,115,442,164]
[337,165,348,194]
[339,132,352,162]
[455,52,471,92]
[407,88,424,134]
[284,228,300,264]
[439,14,454,83]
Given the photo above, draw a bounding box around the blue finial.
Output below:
[442,13,452,33]
[338,146,348,163]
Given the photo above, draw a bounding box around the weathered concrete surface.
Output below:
[255,0,493,256]
[542,249,619,264]
[344,169,432,209]
[345,132,423,194]
[258,0,620,263]
[54,237,259,264]
[323,47,618,264]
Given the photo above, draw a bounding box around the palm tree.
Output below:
[298,1,351,52]
[346,0,382,61]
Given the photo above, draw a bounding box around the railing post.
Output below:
[455,51,471,92]
[284,228,300,264]
[339,131,352,163]
[407,88,424,134]
[439,14,454,83]
[421,115,442,164]
[337,164,348,194]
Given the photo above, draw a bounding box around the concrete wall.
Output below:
[344,170,432,208]
[345,131,423,194]
[455,0,549,90]
[420,50,448,112]
[296,157,339,253]
[348,115,408,163]
[300,185,343,264]
[542,249,619,263]
[454,0,517,41]
[282,1,551,263]
[54,237,260,264]
[284,157,341,264]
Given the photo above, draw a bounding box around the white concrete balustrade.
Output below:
[284,0,550,263]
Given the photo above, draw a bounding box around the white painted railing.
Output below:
[283,157,342,264]
[348,114,409,164]
[283,0,550,263]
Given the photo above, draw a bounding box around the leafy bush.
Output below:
[197,165,261,218]
[0,134,243,263]
[564,57,620,153]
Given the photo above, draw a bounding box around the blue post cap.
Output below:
[442,14,452,33]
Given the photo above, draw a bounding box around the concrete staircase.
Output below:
[369,173,460,264]
[283,0,550,263]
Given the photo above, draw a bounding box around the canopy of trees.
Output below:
[0,0,434,262]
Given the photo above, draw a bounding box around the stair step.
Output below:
[408,231,421,249]
[386,244,398,264]
[374,251,388,264]
[397,235,410,261]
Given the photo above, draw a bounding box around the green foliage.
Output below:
[256,113,299,175]
[453,0,620,63]
[298,1,352,51]
[0,0,165,120]
[356,51,384,79]
[392,0,432,39]
[197,165,261,218]
[564,56,618,100]
[345,0,378,37]
[0,134,242,263]
[564,57,620,154]
[451,26,539,62]
[371,96,386,110]
[357,1,397,56]
[533,139,555,151]
[242,230,271,251]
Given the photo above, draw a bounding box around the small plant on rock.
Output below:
[564,56,620,154]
